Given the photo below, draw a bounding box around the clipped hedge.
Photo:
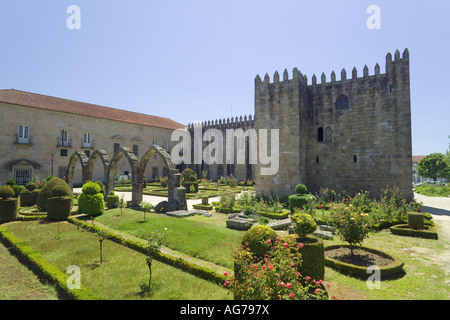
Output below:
[324,245,405,279]
[408,212,424,230]
[78,193,104,216]
[192,203,213,211]
[287,234,324,281]
[47,196,72,221]
[0,198,19,223]
[67,217,228,286]
[0,226,102,300]
[258,210,290,220]
[288,194,315,213]
[37,178,73,212]
[20,190,39,207]
[390,224,438,240]
[241,225,278,257]
[106,195,120,209]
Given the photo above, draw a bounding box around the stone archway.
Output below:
[139,145,187,211]
[85,149,110,186]
[107,146,140,206]
[65,151,89,189]
[66,145,187,211]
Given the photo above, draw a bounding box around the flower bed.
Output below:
[389,224,438,240]
[324,245,404,279]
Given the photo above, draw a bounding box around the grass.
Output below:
[0,239,58,300]
[95,208,244,269]
[322,228,450,300]
[3,221,232,300]
[415,184,450,197]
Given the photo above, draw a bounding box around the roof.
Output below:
[0,89,185,130]
[412,156,425,163]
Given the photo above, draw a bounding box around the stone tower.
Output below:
[254,49,413,201]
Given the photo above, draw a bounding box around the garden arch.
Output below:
[65,151,89,189]
[66,145,186,210]
[85,149,110,185]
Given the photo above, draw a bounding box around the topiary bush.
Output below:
[289,194,315,213]
[0,186,15,199]
[78,182,105,216]
[408,212,424,230]
[5,179,15,187]
[37,178,73,212]
[25,182,37,192]
[106,194,120,209]
[11,185,24,199]
[288,234,325,282]
[241,225,278,257]
[291,212,317,238]
[0,186,18,223]
[47,196,72,221]
[82,181,101,195]
[228,176,238,188]
[295,184,308,195]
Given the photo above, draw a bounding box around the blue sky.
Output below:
[0,0,449,155]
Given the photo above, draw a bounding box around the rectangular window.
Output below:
[152,167,159,180]
[114,143,120,154]
[153,140,158,146]
[18,125,30,143]
[162,167,168,178]
[163,141,168,152]
[59,130,69,146]
[60,149,68,157]
[133,144,139,157]
[14,169,32,186]
[58,166,67,179]
[83,132,91,148]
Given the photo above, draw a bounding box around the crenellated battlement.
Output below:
[186,114,255,131]
[255,48,409,90]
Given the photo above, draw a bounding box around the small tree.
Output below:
[98,230,109,264]
[118,195,126,215]
[140,201,153,222]
[335,208,369,255]
[144,231,164,293]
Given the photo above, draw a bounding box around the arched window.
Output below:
[318,127,324,142]
[325,126,332,142]
[336,94,350,110]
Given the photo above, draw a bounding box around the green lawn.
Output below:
[3,221,232,300]
[96,208,244,269]
[415,184,450,197]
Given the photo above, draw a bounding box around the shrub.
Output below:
[20,190,37,207]
[291,213,317,238]
[11,185,25,198]
[0,186,15,199]
[408,212,424,230]
[37,178,72,212]
[288,234,325,281]
[0,198,18,222]
[82,182,101,195]
[289,194,315,213]
[78,193,104,216]
[241,225,278,257]
[51,185,70,198]
[47,197,72,221]
[229,235,327,300]
[228,176,238,188]
[182,168,197,180]
[295,184,308,195]
[106,194,120,209]
[334,208,369,255]
[46,176,54,182]
[5,179,15,187]
[160,177,168,188]
[25,182,38,191]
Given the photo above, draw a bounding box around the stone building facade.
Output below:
[188,49,413,200]
[0,89,184,187]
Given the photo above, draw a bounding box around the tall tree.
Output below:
[417,153,450,181]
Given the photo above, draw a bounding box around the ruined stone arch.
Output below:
[85,149,110,183]
[139,145,175,181]
[65,151,89,189]
[106,146,140,205]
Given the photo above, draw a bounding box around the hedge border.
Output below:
[324,245,405,279]
[0,226,102,300]
[67,216,228,287]
[390,224,438,240]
